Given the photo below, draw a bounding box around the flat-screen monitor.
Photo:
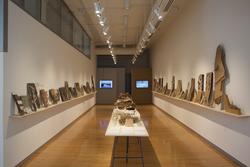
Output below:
[99,80,113,89]
[136,80,149,88]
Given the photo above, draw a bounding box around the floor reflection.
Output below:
[21,105,239,167]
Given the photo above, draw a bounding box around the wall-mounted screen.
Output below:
[136,80,149,88]
[99,80,113,89]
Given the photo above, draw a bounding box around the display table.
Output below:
[105,108,149,167]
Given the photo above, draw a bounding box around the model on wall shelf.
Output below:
[11,76,97,116]
[65,81,72,100]
[12,94,28,115]
[27,83,40,111]
[49,89,60,104]
[40,89,49,107]
[194,74,204,103]
[152,45,242,115]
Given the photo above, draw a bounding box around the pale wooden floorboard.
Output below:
[21,105,239,167]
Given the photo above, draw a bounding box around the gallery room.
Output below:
[0,0,249,166]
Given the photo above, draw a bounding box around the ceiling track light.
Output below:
[146,29,151,36]
[133,0,175,64]
[106,36,111,44]
[149,22,156,33]
[94,2,104,17]
[108,43,112,49]
[124,0,130,10]
[94,1,115,65]
[99,17,106,26]
[103,26,109,35]
[163,0,175,12]
[154,7,163,21]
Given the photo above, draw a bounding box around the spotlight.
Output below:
[154,8,163,21]
[124,0,130,10]
[99,17,106,26]
[146,29,152,37]
[108,43,112,49]
[94,2,103,17]
[103,26,109,36]
[106,36,111,44]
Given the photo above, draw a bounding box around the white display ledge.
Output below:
[10,92,96,118]
[152,91,250,118]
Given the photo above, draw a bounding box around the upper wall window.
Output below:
[83,31,90,56]
[44,0,61,35]
[61,2,73,43]
[11,0,91,58]
[13,0,41,20]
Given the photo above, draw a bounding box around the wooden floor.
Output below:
[21,105,239,167]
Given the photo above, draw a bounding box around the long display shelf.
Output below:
[152,91,250,118]
[10,92,96,118]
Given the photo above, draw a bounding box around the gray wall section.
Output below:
[97,50,151,96]
[0,0,3,51]
[97,50,151,73]
[96,68,125,104]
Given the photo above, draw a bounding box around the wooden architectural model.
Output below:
[49,89,60,104]
[12,94,28,115]
[40,89,49,107]
[214,45,226,104]
[170,76,175,96]
[152,45,242,115]
[187,78,195,101]
[202,72,213,106]
[12,77,97,116]
[194,74,204,103]
[27,83,40,111]
[224,94,241,115]
[176,80,183,98]
[65,81,72,100]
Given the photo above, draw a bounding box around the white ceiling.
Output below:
[65,0,154,47]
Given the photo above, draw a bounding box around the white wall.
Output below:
[3,2,96,167]
[151,0,250,166]
[0,52,4,167]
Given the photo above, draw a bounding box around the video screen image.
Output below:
[99,80,113,89]
[136,80,149,88]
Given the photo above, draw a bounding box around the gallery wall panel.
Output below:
[151,0,250,166]
[3,2,96,166]
[96,68,125,104]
